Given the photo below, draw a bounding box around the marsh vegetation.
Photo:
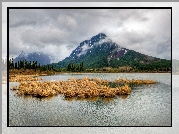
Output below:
[10,74,156,99]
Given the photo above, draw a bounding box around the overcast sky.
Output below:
[2,3,176,63]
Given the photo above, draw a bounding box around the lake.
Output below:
[8,73,171,126]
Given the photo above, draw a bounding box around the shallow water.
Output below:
[8,73,171,126]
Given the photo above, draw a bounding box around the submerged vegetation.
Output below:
[114,78,156,85]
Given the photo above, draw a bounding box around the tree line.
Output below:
[7,57,171,73]
[109,59,171,72]
[66,62,85,72]
[9,58,39,69]
[8,58,85,72]
[8,58,55,72]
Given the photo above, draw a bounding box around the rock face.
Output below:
[56,33,169,69]
[13,52,51,65]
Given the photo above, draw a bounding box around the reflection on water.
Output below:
[102,97,115,102]
[119,94,130,100]
[8,73,171,126]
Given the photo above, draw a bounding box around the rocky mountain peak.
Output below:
[56,32,169,69]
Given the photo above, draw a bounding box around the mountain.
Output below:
[55,33,171,70]
[13,52,51,66]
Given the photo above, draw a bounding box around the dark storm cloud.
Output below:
[9,9,171,62]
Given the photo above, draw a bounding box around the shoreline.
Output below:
[8,70,171,82]
[8,69,171,76]
[8,69,171,75]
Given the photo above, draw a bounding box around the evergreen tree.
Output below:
[80,62,84,71]
[15,62,17,69]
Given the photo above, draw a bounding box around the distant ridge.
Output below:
[14,52,51,66]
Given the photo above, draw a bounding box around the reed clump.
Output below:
[9,74,42,82]
[11,78,131,98]
[114,78,156,85]
[10,77,157,99]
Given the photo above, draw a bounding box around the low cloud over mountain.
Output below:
[9,9,171,62]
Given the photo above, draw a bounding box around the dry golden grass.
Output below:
[9,74,42,82]
[114,78,156,85]
[10,75,157,99]
[11,78,131,98]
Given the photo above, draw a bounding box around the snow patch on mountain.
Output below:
[77,42,92,57]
